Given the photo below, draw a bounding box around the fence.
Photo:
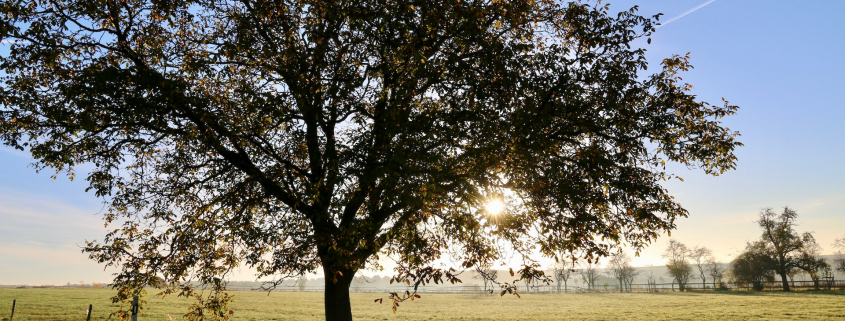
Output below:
[226,279,845,294]
[5,296,139,321]
[510,279,845,293]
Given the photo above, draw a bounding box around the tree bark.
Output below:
[323,266,355,321]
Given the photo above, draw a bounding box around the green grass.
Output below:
[1,288,844,320]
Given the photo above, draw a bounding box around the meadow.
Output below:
[1,288,844,320]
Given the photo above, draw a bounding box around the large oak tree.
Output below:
[0,0,740,319]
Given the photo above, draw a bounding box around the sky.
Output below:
[1,0,844,285]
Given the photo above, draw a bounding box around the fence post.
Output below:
[9,299,15,320]
[86,304,93,321]
[131,295,139,321]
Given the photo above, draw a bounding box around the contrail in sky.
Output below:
[657,0,717,28]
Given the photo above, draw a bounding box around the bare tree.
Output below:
[475,266,499,293]
[578,260,602,291]
[644,264,657,292]
[834,236,845,274]
[689,246,714,289]
[608,251,638,292]
[552,259,575,293]
[298,274,308,292]
[625,268,639,292]
[706,259,727,289]
[662,240,693,291]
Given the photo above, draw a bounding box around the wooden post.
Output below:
[131,295,139,321]
[86,304,93,321]
[10,299,15,320]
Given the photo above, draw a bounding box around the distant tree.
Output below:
[608,250,638,292]
[785,267,801,288]
[756,207,809,291]
[351,276,363,291]
[552,259,575,293]
[730,241,774,291]
[354,275,374,291]
[797,256,830,290]
[689,246,714,289]
[795,234,830,290]
[475,265,498,293]
[706,259,727,289]
[298,274,308,292]
[522,274,533,293]
[662,240,693,291]
[624,267,639,292]
[834,236,845,274]
[0,0,742,319]
[578,261,602,291]
[644,264,658,292]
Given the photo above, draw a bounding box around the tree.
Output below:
[795,233,829,290]
[689,246,713,289]
[298,274,308,292]
[756,207,808,291]
[833,236,845,274]
[351,275,365,291]
[551,259,574,293]
[578,261,602,292]
[786,267,800,288]
[475,265,498,293]
[730,241,774,291]
[0,0,741,319]
[624,268,638,292]
[644,264,657,292]
[522,274,533,293]
[608,250,638,292]
[706,259,727,289]
[662,240,693,291]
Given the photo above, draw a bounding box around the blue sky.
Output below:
[2,0,844,284]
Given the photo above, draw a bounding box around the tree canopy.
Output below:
[730,241,774,291]
[0,0,740,319]
[756,207,813,291]
[662,239,693,291]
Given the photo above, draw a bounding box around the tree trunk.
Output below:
[779,271,790,291]
[323,266,355,321]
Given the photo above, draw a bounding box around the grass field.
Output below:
[1,288,844,320]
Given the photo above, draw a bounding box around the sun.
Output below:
[485,199,505,215]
